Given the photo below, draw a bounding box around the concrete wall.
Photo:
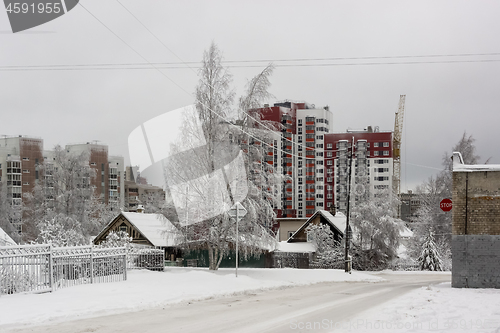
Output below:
[452,170,500,288]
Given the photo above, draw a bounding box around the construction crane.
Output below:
[393,95,405,217]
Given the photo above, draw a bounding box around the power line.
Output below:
[112,1,332,157]
[78,2,188,94]
[78,2,332,164]
[2,57,500,72]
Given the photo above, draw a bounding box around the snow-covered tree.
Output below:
[409,132,481,268]
[162,43,277,270]
[306,224,338,253]
[306,224,344,267]
[36,214,87,247]
[23,145,111,243]
[417,229,443,271]
[351,190,404,262]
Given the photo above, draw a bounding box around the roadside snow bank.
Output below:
[334,280,500,333]
[0,267,382,328]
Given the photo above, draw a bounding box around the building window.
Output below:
[306,116,314,122]
[383,142,389,147]
[326,143,332,149]
[316,143,323,148]
[306,125,315,131]
[316,135,323,140]
[374,151,379,156]
[22,157,29,161]
[327,194,333,199]
[316,152,323,157]
[327,160,332,165]
[383,151,389,156]
[327,177,333,182]
[298,128,302,134]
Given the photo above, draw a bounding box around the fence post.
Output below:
[123,251,127,281]
[49,244,54,292]
[90,246,94,284]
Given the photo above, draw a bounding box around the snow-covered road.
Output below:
[1,270,451,333]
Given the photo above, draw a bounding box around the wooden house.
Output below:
[287,210,346,244]
[93,211,182,260]
[0,226,16,246]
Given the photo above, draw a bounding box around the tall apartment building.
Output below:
[248,104,395,218]
[324,128,394,213]
[65,143,124,208]
[0,137,125,234]
[123,166,165,212]
[248,101,333,218]
[0,136,44,232]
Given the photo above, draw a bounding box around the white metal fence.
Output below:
[126,244,164,271]
[0,244,127,295]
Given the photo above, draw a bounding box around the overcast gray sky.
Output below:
[1,0,499,191]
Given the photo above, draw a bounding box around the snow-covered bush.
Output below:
[0,266,37,294]
[36,215,87,246]
[100,231,132,248]
[390,256,419,271]
[351,247,390,271]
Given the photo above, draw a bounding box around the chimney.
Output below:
[136,204,145,213]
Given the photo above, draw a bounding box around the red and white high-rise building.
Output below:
[248,101,333,218]
[248,104,395,218]
[323,128,393,213]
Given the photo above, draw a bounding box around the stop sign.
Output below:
[440,198,452,212]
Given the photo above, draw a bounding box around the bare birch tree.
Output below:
[162,43,277,270]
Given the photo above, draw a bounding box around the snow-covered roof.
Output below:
[121,212,180,247]
[106,212,181,247]
[400,225,413,238]
[453,151,500,172]
[317,210,347,235]
[275,241,316,253]
[0,226,16,246]
[288,210,346,243]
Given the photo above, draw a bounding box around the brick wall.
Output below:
[452,169,500,288]
[452,171,500,235]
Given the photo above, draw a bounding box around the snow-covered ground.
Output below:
[1,268,499,332]
[336,271,500,333]
[0,267,381,328]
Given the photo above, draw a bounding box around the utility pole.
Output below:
[344,137,354,273]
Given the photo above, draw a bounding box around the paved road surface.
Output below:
[5,272,449,333]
